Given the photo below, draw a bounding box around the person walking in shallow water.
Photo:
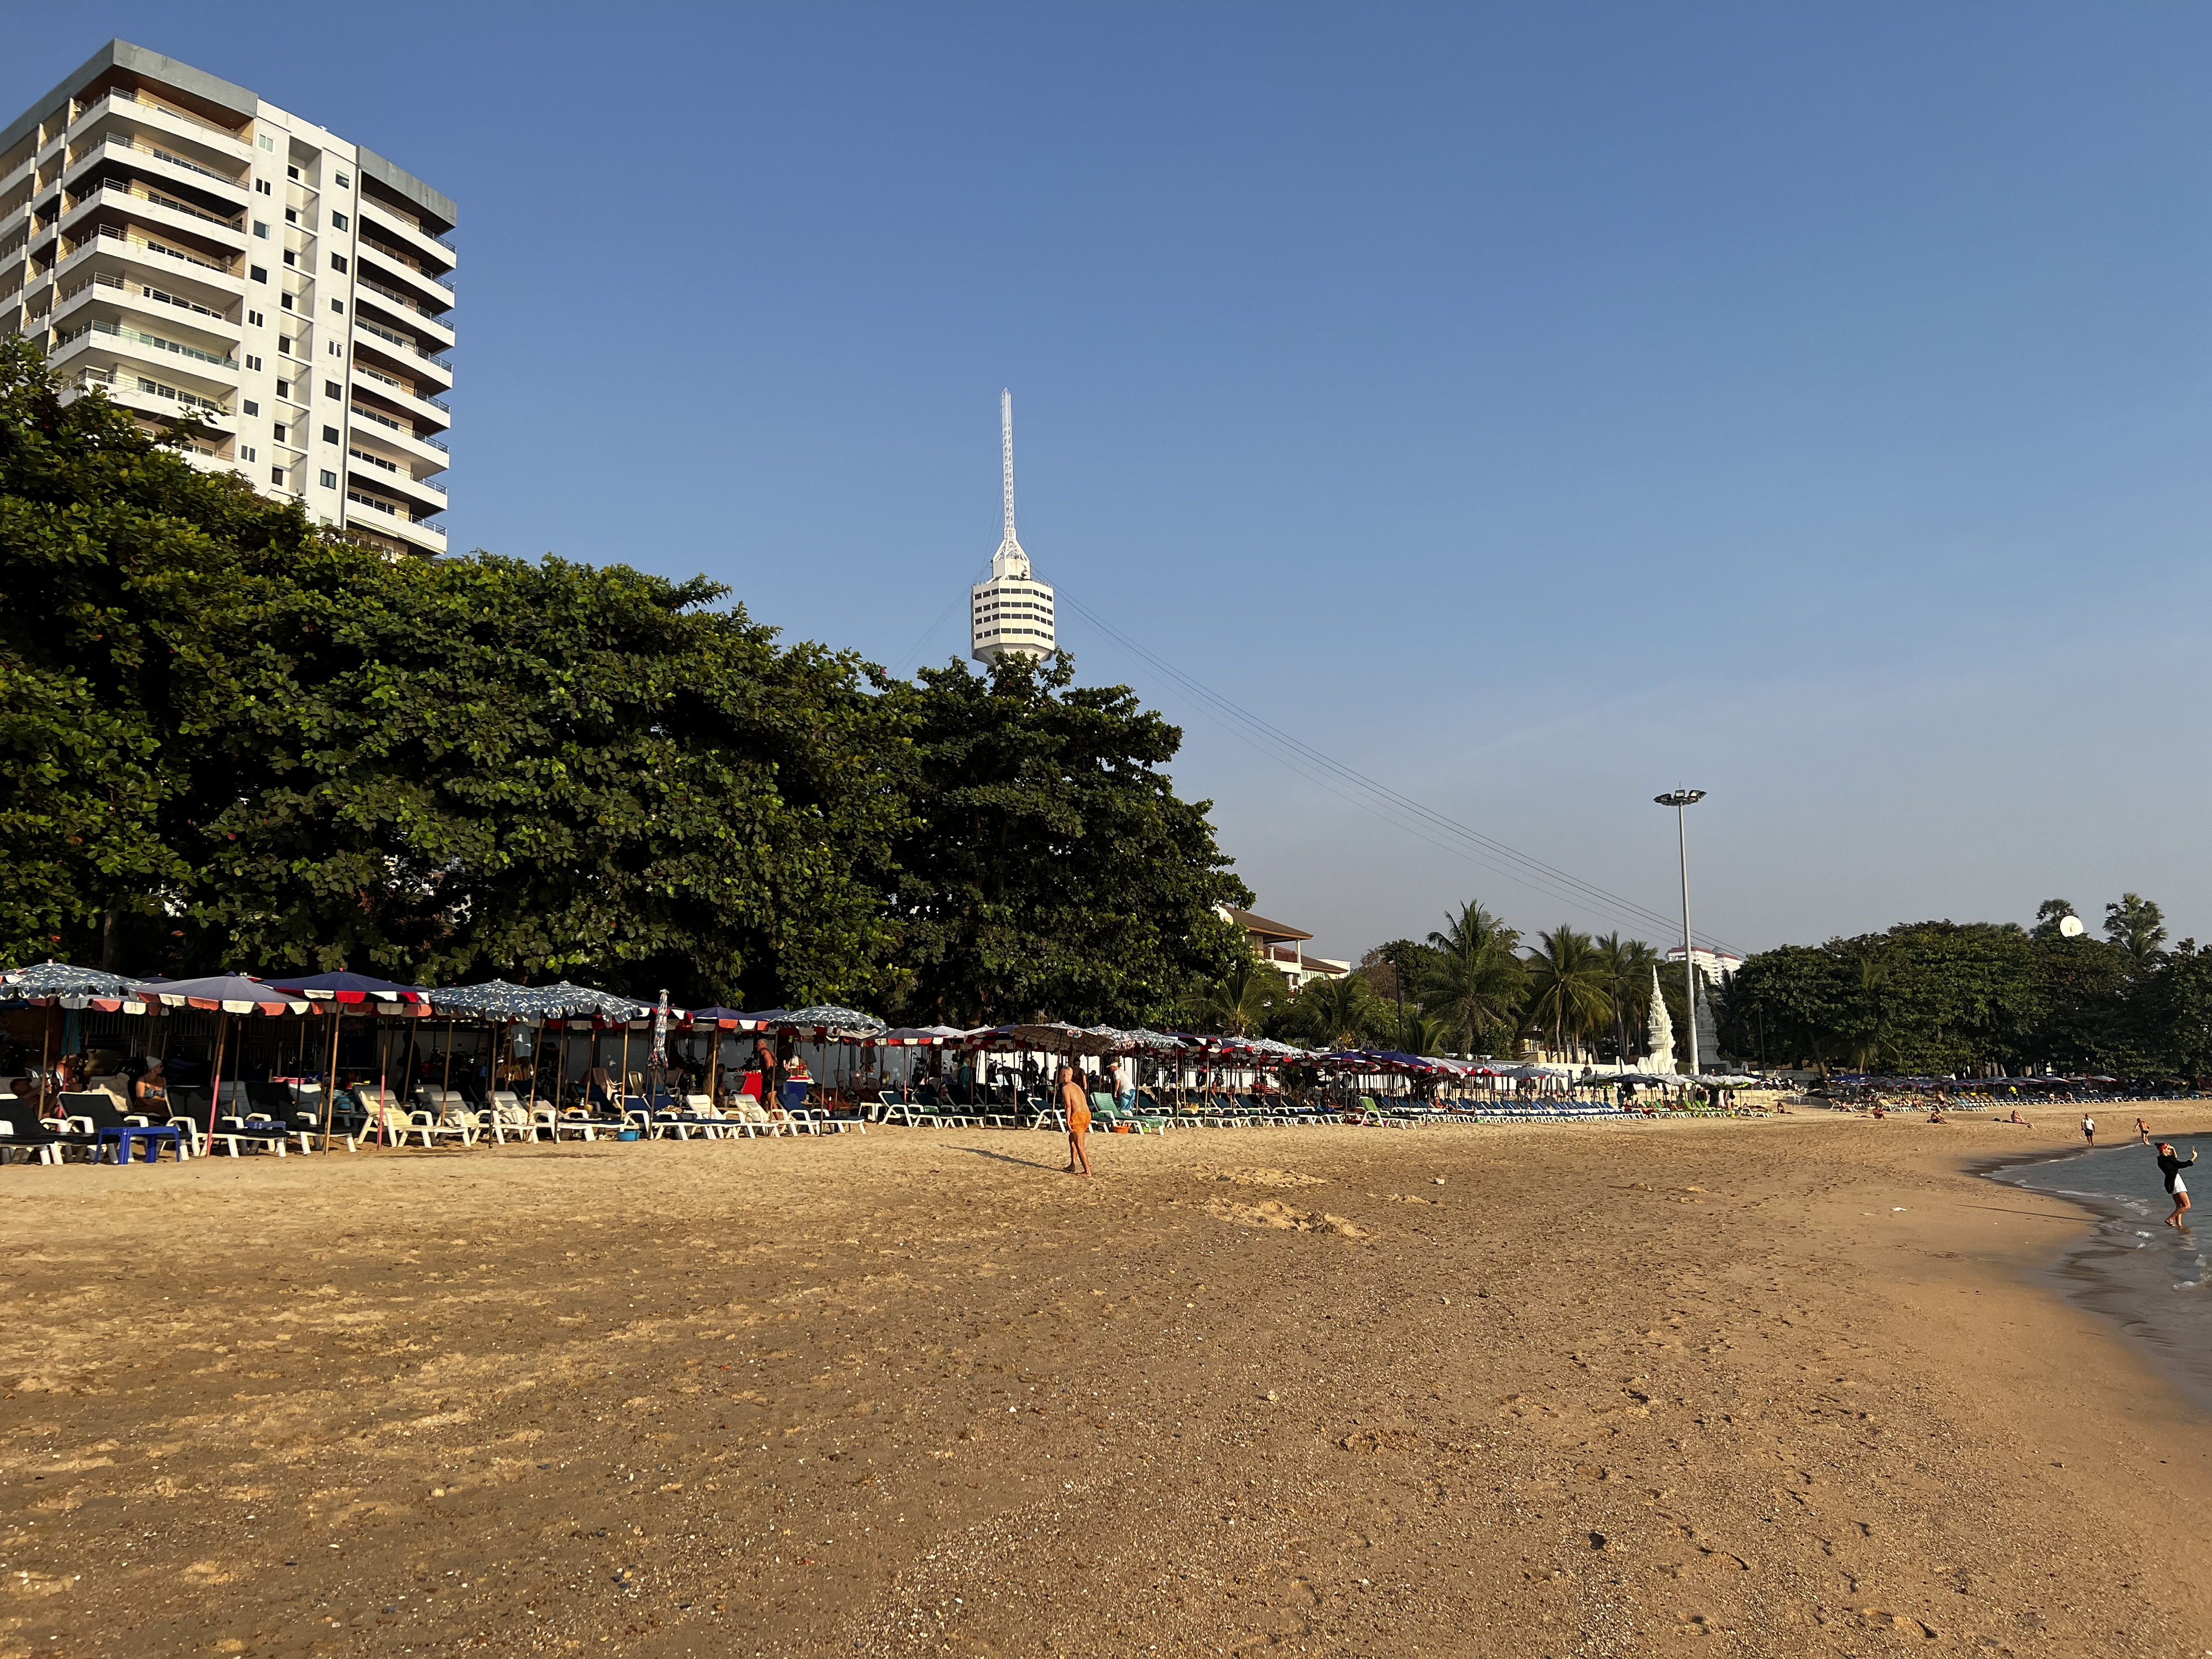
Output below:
[2155,1141,2197,1228]
[1057,1065,1092,1178]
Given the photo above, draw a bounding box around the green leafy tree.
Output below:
[2031,898,2081,941]
[1523,925,1613,1061]
[0,335,282,966]
[881,652,1251,1027]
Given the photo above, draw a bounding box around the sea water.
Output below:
[1990,1133,2211,1406]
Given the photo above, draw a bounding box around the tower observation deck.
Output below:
[969,389,1056,662]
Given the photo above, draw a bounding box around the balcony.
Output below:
[66,137,249,208]
[63,179,244,242]
[352,317,452,391]
[357,196,456,274]
[57,196,246,278]
[354,273,455,336]
[354,238,454,308]
[345,489,446,551]
[54,269,238,337]
[350,361,451,432]
[71,88,253,163]
[346,446,447,514]
[348,401,450,468]
[61,364,231,425]
[52,315,238,373]
[50,228,245,309]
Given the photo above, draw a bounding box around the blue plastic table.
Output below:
[100,1125,185,1164]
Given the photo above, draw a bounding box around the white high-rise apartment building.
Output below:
[970,390,1057,661]
[0,40,455,556]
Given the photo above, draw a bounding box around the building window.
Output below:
[282,249,296,267]
[280,292,294,311]
[243,354,262,372]
[247,310,263,327]
[330,299,343,314]
[256,179,272,196]
[258,134,275,152]
[270,466,285,486]
[240,445,257,462]
[327,342,342,358]
[286,165,300,181]
[253,221,269,239]
[335,171,350,189]
[320,469,337,488]
[284,207,297,225]
[275,380,290,399]
[322,425,339,444]
[242,399,258,416]
[325,380,342,399]
[250,265,268,283]
[273,424,287,441]
[331,212,348,231]
[330,254,348,274]
[279,338,293,357]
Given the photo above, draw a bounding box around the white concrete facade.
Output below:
[0,40,455,556]
[971,389,1057,662]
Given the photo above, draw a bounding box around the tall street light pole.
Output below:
[1654,789,1707,1077]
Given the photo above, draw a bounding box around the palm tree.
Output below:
[1420,900,1526,1055]
[1523,925,1614,1062]
[1185,955,1287,1037]
[1298,972,1379,1051]
[1596,933,1660,1063]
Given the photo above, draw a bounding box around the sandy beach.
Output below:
[4,1112,2210,1658]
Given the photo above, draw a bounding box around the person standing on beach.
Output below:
[1058,1064,1092,1177]
[2081,1113,2096,1146]
[2155,1141,2196,1228]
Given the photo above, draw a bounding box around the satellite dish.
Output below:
[2058,914,2085,938]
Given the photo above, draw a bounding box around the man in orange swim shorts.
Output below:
[1058,1064,1092,1177]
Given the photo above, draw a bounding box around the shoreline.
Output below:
[3,1115,2211,1655]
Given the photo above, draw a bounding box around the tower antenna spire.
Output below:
[1001,388,1017,550]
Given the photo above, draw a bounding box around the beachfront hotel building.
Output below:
[1219,905,1352,993]
[971,389,1057,661]
[0,40,455,556]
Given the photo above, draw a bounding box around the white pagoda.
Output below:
[1645,965,1677,1073]
[970,390,1057,662]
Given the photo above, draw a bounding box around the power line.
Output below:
[1057,587,1743,956]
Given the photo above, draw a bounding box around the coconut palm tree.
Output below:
[1597,932,1660,1063]
[1298,972,1380,1051]
[1185,955,1287,1037]
[1523,925,1615,1062]
[1420,900,1526,1055]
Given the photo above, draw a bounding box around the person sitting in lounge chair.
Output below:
[133,1060,169,1116]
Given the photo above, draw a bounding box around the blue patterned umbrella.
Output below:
[0,961,149,1009]
[761,1005,886,1039]
[427,980,651,1023]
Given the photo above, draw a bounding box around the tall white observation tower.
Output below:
[969,389,1057,662]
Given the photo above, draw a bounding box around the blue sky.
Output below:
[16,4,2212,962]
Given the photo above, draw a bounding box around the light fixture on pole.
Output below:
[1653,789,1707,1077]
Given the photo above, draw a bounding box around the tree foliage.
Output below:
[1721,903,2208,1078]
[1,341,1248,1019]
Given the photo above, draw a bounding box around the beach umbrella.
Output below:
[264,972,425,1149]
[136,975,311,1142]
[0,961,152,1012]
[264,971,426,1005]
[774,1006,888,1039]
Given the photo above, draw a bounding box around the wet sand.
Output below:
[3,1112,2210,1657]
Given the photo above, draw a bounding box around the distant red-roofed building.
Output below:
[1218,905,1351,994]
